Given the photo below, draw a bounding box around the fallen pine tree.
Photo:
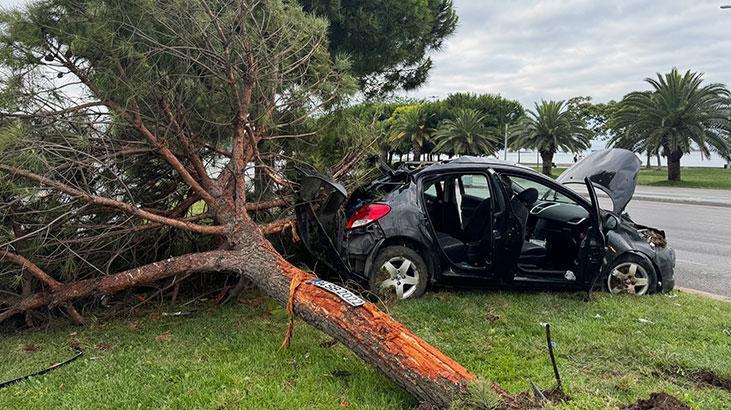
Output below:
[0,1,496,406]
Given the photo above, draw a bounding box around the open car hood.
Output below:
[557,149,641,213]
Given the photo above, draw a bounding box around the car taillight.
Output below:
[346,204,391,229]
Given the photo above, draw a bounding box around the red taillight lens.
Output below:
[346,204,391,229]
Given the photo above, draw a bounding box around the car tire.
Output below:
[602,254,658,295]
[369,246,428,301]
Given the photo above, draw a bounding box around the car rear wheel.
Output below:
[603,254,657,295]
[369,246,428,301]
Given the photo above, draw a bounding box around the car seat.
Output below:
[510,188,548,266]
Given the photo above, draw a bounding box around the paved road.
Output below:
[633,186,731,207]
[624,199,731,297]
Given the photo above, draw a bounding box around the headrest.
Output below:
[516,187,538,205]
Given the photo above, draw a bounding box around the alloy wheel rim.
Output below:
[607,262,650,295]
[378,256,420,300]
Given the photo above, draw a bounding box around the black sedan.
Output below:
[296,149,676,300]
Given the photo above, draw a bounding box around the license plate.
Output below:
[308,280,365,307]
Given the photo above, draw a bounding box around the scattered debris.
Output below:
[502,387,569,409]
[21,343,40,353]
[94,343,112,351]
[161,311,192,317]
[621,392,689,410]
[319,338,338,348]
[213,285,232,305]
[594,313,602,319]
[281,378,296,391]
[0,347,83,390]
[485,310,501,323]
[330,370,352,378]
[638,318,654,324]
[155,333,173,342]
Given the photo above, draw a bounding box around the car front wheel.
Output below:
[603,254,657,295]
[369,246,428,301]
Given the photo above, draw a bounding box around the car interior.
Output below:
[423,172,593,280]
[422,173,495,269]
[500,174,592,279]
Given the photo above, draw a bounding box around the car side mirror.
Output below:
[604,214,620,231]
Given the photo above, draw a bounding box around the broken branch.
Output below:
[0,165,226,235]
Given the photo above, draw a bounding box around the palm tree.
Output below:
[387,105,433,161]
[610,69,730,181]
[432,108,501,156]
[510,100,592,176]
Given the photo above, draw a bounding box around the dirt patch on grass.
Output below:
[665,367,731,392]
[21,343,40,352]
[499,387,569,409]
[621,392,689,410]
[484,309,501,323]
[685,369,731,392]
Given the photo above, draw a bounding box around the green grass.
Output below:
[1,291,730,409]
[534,166,731,189]
[636,167,731,189]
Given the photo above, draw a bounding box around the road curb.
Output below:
[676,286,731,303]
[633,195,731,208]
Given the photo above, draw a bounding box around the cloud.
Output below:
[3,0,727,108]
[410,0,731,106]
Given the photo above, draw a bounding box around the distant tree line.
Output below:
[330,69,730,181]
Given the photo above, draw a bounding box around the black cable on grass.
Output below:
[0,347,82,389]
[530,381,548,402]
[545,324,562,390]
[587,270,603,302]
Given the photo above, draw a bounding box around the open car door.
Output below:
[577,177,607,285]
[295,173,350,272]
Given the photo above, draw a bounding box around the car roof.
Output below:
[414,156,539,176]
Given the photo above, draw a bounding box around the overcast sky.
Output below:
[2,0,729,108]
[407,0,731,107]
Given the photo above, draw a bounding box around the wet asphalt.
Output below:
[624,200,731,297]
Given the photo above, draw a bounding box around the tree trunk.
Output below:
[656,153,662,169]
[413,144,422,162]
[667,150,682,181]
[232,233,475,406]
[380,146,389,164]
[646,151,651,169]
[540,151,554,176]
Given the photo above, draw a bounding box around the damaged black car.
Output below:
[296,149,676,300]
